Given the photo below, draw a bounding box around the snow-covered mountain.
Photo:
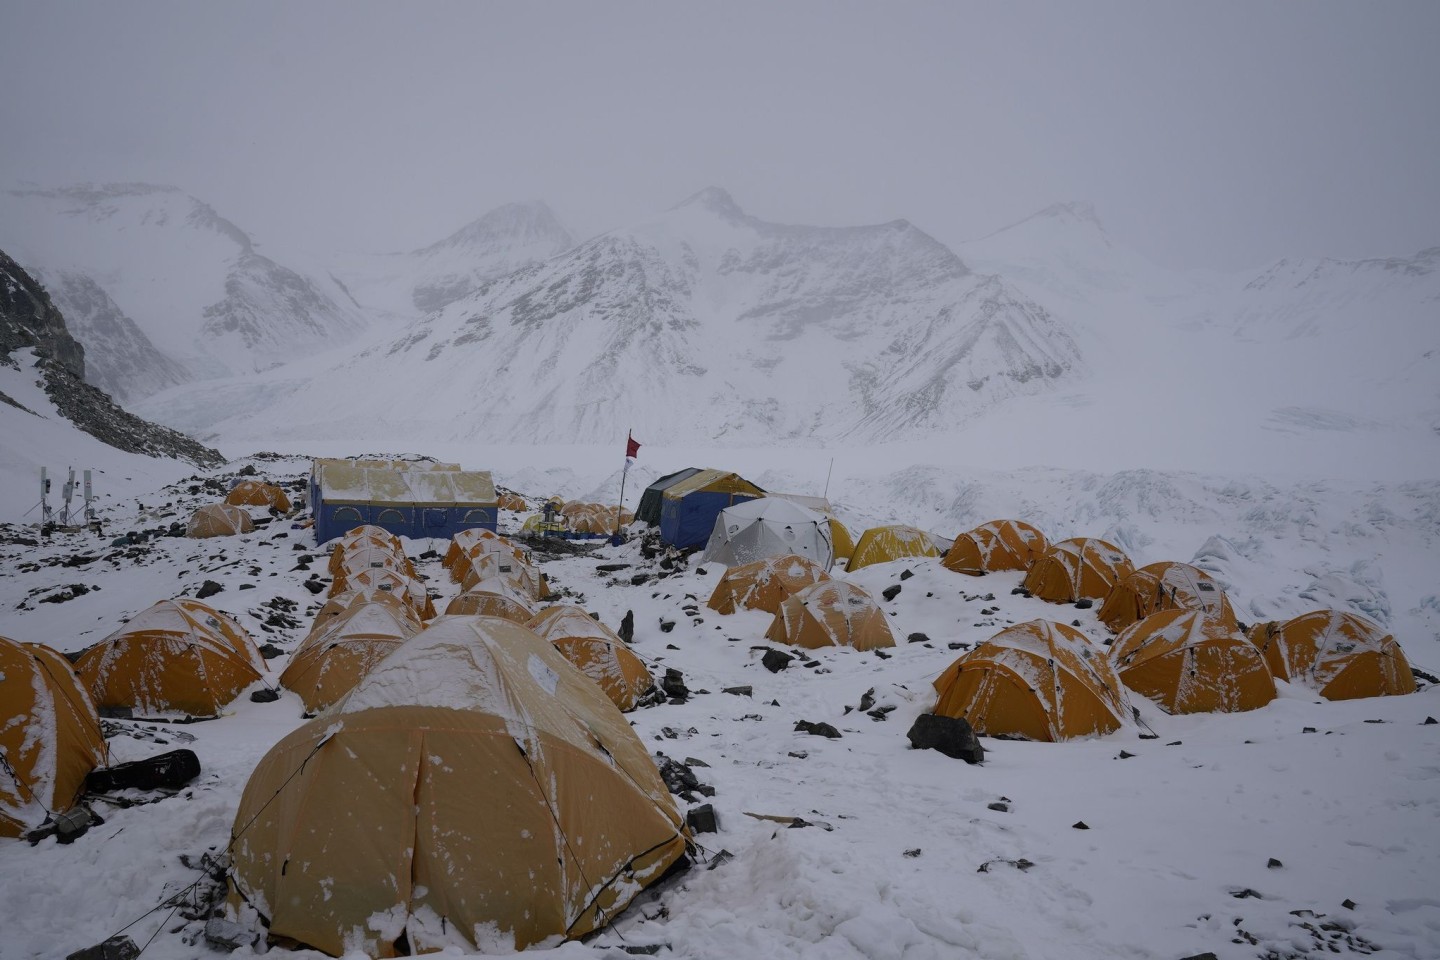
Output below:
[329,200,577,318]
[147,187,1081,446]
[0,184,369,398]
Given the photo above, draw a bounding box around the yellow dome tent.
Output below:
[1110,609,1275,715]
[1022,537,1135,604]
[932,620,1131,742]
[0,638,109,837]
[445,585,537,623]
[526,606,656,712]
[1252,610,1416,701]
[845,524,942,572]
[225,479,292,512]
[941,519,1048,576]
[764,580,896,652]
[280,600,421,715]
[228,616,689,956]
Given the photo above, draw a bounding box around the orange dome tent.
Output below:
[330,566,435,621]
[764,580,896,652]
[225,479,292,512]
[75,599,268,718]
[0,638,109,837]
[1098,561,1235,634]
[932,620,1131,742]
[942,519,1048,576]
[1022,538,1135,604]
[228,616,689,955]
[281,600,421,715]
[527,606,656,711]
[707,554,831,615]
[1110,609,1275,714]
[186,503,255,538]
[1252,610,1415,701]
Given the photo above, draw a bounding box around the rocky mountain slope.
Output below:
[0,249,222,467]
[0,184,368,400]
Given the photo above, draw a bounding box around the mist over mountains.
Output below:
[1,181,1435,474]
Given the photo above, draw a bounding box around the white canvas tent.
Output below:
[701,497,834,570]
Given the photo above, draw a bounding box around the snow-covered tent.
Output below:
[0,637,108,838]
[310,459,497,545]
[765,580,896,652]
[707,554,831,615]
[1022,537,1134,604]
[658,469,765,549]
[280,599,421,715]
[941,519,1048,576]
[1251,610,1415,701]
[1111,609,1275,715]
[228,616,689,955]
[701,497,834,570]
[932,620,1131,742]
[225,479,291,512]
[76,600,268,719]
[445,583,537,623]
[527,606,656,712]
[186,503,254,538]
[1098,561,1235,634]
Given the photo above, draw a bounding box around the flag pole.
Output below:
[614,429,632,539]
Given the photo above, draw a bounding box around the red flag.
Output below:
[625,433,641,460]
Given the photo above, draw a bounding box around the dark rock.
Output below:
[788,750,808,759]
[418,549,439,560]
[630,573,652,586]
[39,584,91,604]
[65,934,140,960]
[596,563,630,573]
[722,685,753,697]
[794,720,841,739]
[1342,899,1356,910]
[977,857,1034,873]
[1074,598,1093,609]
[661,668,688,700]
[987,802,1009,812]
[761,649,794,673]
[1302,726,1317,733]
[858,688,876,712]
[60,554,98,568]
[685,803,719,834]
[1177,954,1220,960]
[906,713,985,763]
[195,580,224,599]
[1230,888,1262,899]
[684,757,709,768]
[1424,716,1437,725]
[618,609,635,642]
[656,756,701,794]
[257,643,284,659]
[899,569,914,581]
[303,579,325,595]
[1117,750,1136,759]
[236,464,257,476]
[238,584,256,590]
[874,649,892,660]
[1072,821,1090,830]
[695,566,707,576]
[249,688,281,703]
[867,706,896,721]
[906,632,930,644]
[1010,587,1030,597]
[1267,858,1283,869]
[903,848,922,858]
[882,584,902,601]
[659,619,676,633]
[204,916,258,952]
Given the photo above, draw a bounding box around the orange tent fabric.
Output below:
[446,587,537,623]
[764,580,896,652]
[845,524,941,572]
[308,592,421,639]
[328,526,407,574]
[281,600,420,715]
[942,519,1048,576]
[1022,538,1135,603]
[75,599,268,718]
[459,551,548,601]
[0,638,109,837]
[1253,610,1416,701]
[1110,609,1275,714]
[442,527,506,572]
[330,566,435,621]
[498,491,528,512]
[229,616,688,955]
[1098,561,1235,634]
[449,536,529,583]
[707,554,831,615]
[527,607,655,712]
[186,503,254,538]
[932,620,1130,742]
[225,479,292,512]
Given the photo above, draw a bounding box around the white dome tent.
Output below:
[701,497,835,570]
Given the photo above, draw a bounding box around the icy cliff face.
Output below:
[0,183,368,396]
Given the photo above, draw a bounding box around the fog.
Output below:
[2,1,1436,269]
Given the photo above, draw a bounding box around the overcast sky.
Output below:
[2,1,1436,270]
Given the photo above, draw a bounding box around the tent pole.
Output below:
[614,429,632,538]
[822,458,835,499]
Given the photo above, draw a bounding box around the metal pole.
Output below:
[822,458,835,499]
[614,429,631,538]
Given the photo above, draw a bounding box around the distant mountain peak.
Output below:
[673,186,747,222]
[420,200,573,255]
[982,201,1108,243]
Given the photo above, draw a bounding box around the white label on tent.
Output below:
[528,654,560,696]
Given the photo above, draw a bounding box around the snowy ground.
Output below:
[1,451,1437,960]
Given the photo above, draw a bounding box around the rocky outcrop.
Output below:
[0,250,223,467]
